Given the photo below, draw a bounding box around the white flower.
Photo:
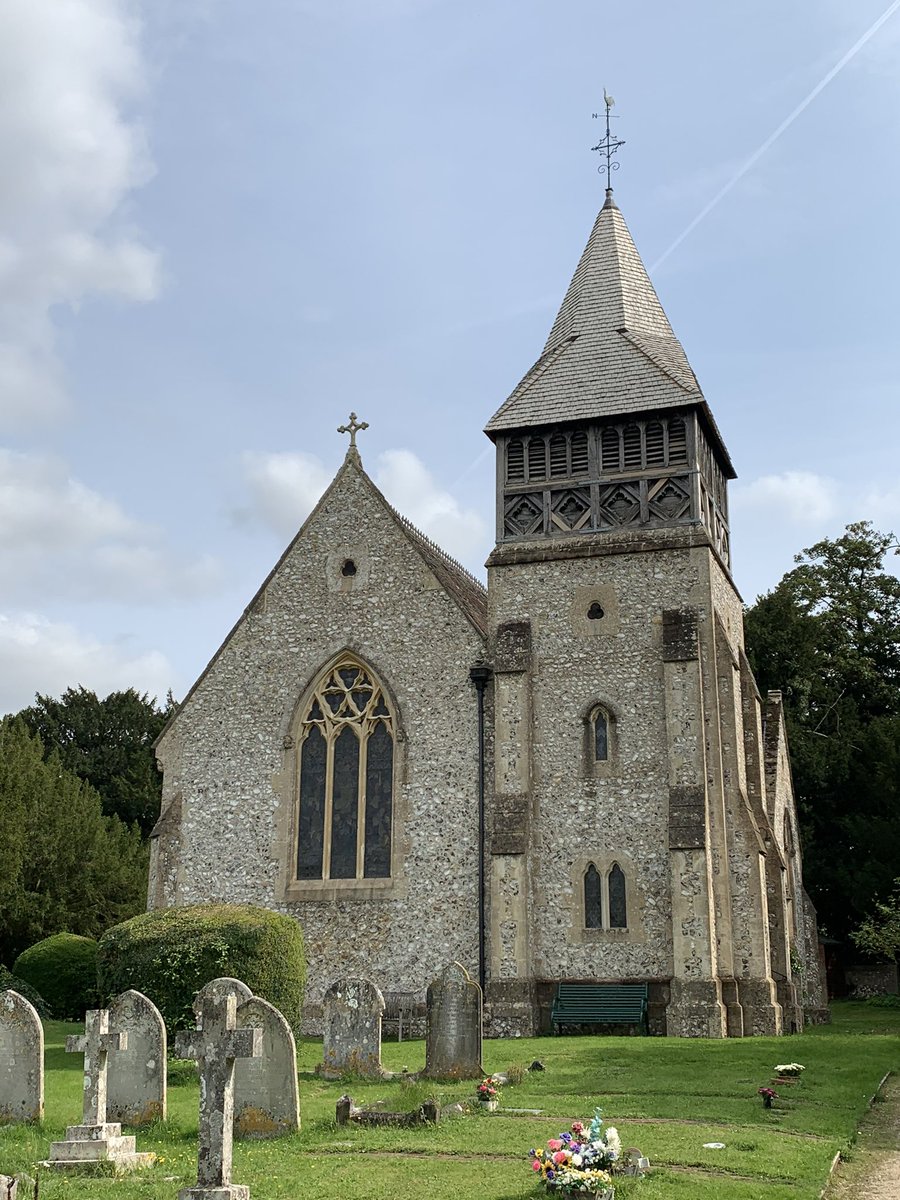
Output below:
[605,1127,621,1156]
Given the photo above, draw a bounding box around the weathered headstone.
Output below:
[174,977,262,1200]
[423,961,483,1080]
[107,989,167,1126]
[319,978,385,1078]
[0,1175,17,1199]
[0,990,43,1124]
[45,1009,152,1172]
[233,995,300,1138]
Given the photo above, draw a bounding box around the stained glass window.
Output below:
[296,658,394,880]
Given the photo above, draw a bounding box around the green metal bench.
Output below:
[551,983,649,1035]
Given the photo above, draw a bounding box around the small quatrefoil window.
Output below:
[587,602,604,620]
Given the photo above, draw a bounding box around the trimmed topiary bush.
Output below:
[97,904,306,1033]
[0,965,52,1017]
[12,933,99,1018]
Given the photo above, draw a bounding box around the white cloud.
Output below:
[0,612,173,716]
[237,447,489,570]
[0,0,158,429]
[0,448,222,603]
[237,451,334,536]
[374,449,487,566]
[732,470,838,524]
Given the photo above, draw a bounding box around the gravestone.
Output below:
[174,977,262,1200]
[320,978,386,1078]
[234,995,300,1138]
[423,961,483,1080]
[0,1176,16,1199]
[0,990,43,1123]
[107,989,167,1126]
[45,1009,152,1172]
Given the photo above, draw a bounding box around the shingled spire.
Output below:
[486,189,734,561]
[485,192,730,472]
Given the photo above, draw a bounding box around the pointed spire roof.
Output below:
[485,191,732,473]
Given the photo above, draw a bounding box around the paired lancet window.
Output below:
[296,658,394,881]
[584,863,627,930]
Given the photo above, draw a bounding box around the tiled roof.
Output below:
[392,508,488,638]
[485,192,715,436]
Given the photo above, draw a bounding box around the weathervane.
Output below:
[591,89,625,190]
[338,411,369,450]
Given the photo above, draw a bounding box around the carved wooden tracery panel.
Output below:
[296,658,393,881]
[499,413,730,565]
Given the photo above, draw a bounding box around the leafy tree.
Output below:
[744,521,900,941]
[0,718,148,964]
[16,686,175,835]
[852,878,900,961]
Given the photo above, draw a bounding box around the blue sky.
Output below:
[1,0,899,713]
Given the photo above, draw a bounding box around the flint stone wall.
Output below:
[488,543,709,983]
[152,460,486,1025]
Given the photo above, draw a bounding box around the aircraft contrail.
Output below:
[650,0,900,272]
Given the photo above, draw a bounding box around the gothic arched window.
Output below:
[582,861,629,930]
[296,658,394,881]
[590,705,611,762]
[608,863,627,928]
[584,864,602,929]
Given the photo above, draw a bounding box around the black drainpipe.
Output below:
[470,663,492,995]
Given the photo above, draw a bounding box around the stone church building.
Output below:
[150,186,826,1037]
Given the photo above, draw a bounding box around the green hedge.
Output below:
[97,904,306,1033]
[12,933,99,1018]
[0,965,52,1017]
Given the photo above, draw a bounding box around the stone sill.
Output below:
[281,877,404,903]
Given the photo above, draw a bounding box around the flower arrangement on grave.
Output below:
[774,1062,805,1078]
[477,1078,500,1104]
[530,1109,622,1196]
[758,1086,778,1109]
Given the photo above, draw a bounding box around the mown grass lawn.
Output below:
[1,1000,897,1199]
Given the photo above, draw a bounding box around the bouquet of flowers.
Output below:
[530,1109,621,1196]
[758,1086,778,1108]
[477,1078,500,1102]
[774,1062,805,1077]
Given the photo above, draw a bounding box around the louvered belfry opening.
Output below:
[498,412,730,562]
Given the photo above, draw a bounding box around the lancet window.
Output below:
[583,861,628,930]
[591,706,611,762]
[296,658,394,881]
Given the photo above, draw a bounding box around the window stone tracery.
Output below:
[296,657,394,881]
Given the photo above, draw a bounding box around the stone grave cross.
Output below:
[46,1009,151,1172]
[65,1009,127,1126]
[175,979,262,1197]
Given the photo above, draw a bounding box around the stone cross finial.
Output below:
[337,412,369,449]
[65,1010,127,1126]
[174,978,262,1198]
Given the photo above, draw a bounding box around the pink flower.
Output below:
[553,1151,567,1164]
[571,1122,584,1134]
[532,1160,542,1172]
[547,1139,562,1151]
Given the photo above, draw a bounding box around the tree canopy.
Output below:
[16,686,175,835]
[744,521,900,942]
[0,718,148,965]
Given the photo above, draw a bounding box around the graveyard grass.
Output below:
[2,1001,899,1199]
